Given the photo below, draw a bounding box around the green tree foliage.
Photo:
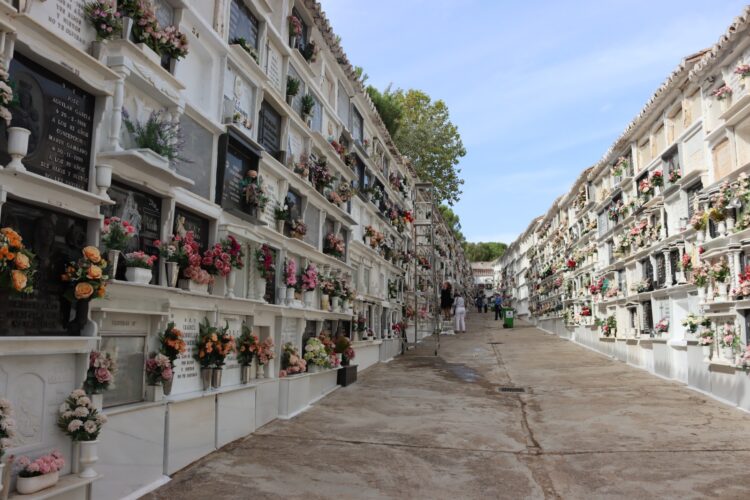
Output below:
[366,84,402,136]
[438,205,465,243]
[463,242,507,262]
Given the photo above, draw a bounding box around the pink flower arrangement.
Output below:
[202,242,234,277]
[650,170,664,187]
[712,84,733,100]
[123,250,157,269]
[16,450,64,478]
[220,235,244,270]
[301,263,318,291]
[638,178,653,195]
[255,244,276,281]
[280,342,306,377]
[101,216,136,251]
[256,338,275,366]
[324,233,345,258]
[145,353,173,385]
[183,265,213,285]
[735,64,750,77]
[655,318,669,334]
[283,259,297,287]
[84,351,116,394]
[0,398,15,459]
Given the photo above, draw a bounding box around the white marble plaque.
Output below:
[100,313,149,333]
[28,0,98,50]
[288,127,303,160]
[218,313,243,386]
[265,43,282,93]
[169,309,207,394]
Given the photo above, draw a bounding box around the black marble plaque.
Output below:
[102,182,162,280]
[0,199,87,336]
[0,54,94,191]
[229,0,259,47]
[174,207,210,250]
[216,133,260,220]
[258,101,281,155]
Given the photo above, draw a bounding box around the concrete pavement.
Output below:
[144,313,750,499]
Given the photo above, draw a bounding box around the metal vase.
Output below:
[211,368,223,388]
[107,249,120,279]
[162,377,173,396]
[240,364,252,384]
[201,368,213,390]
[165,261,179,288]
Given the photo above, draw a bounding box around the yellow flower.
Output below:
[11,270,27,291]
[74,282,94,300]
[82,246,101,263]
[87,265,102,280]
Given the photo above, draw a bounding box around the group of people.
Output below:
[440,282,467,333]
[475,293,504,320]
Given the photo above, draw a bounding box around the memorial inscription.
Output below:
[0,54,94,191]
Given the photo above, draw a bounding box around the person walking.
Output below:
[475,295,484,313]
[440,282,453,321]
[453,292,467,334]
[494,294,503,321]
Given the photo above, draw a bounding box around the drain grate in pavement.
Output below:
[496,387,525,393]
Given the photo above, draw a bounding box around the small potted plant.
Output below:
[83,350,116,409]
[158,322,186,395]
[123,250,157,284]
[301,93,315,125]
[286,76,300,104]
[57,388,106,478]
[0,398,15,493]
[237,325,259,383]
[14,451,65,494]
[256,337,275,378]
[122,109,185,163]
[101,217,135,277]
[144,352,173,401]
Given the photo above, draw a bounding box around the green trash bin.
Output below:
[503,308,514,329]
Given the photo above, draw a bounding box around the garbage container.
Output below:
[503,308,514,329]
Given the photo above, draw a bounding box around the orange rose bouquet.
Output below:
[61,246,109,302]
[0,227,36,294]
[194,318,235,369]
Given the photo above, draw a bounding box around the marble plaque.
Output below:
[26,0,97,50]
[169,309,206,393]
[265,43,282,93]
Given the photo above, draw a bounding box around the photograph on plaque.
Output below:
[0,54,95,191]
[174,207,210,250]
[0,199,88,336]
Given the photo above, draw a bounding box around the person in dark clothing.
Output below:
[475,295,484,313]
[440,282,453,320]
[494,295,503,320]
[483,299,488,313]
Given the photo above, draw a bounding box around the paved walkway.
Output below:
[145,313,750,499]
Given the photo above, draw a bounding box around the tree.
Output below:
[438,205,465,243]
[392,89,466,206]
[366,84,402,137]
[463,242,507,262]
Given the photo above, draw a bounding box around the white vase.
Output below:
[145,384,163,402]
[716,282,728,302]
[89,393,103,411]
[342,299,350,312]
[16,471,59,494]
[722,346,734,362]
[125,266,153,284]
[697,287,706,302]
[702,345,712,361]
[304,290,315,308]
[277,286,287,305]
[333,296,342,313]
[718,220,727,236]
[179,279,209,294]
[320,293,330,311]
[727,216,735,233]
[78,440,99,478]
[276,220,285,233]
[286,287,295,304]
[257,363,265,379]
[255,277,266,301]
[164,261,179,287]
[225,269,236,298]
[696,230,705,243]
[6,127,30,171]
[96,164,113,197]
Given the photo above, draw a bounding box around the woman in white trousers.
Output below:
[453,294,466,333]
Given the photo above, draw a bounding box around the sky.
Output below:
[323,0,748,244]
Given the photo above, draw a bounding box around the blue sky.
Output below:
[323,0,747,243]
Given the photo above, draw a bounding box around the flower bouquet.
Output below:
[145,353,173,385]
[14,451,65,494]
[57,389,107,441]
[324,233,345,258]
[289,218,307,239]
[123,250,156,284]
[158,322,185,394]
[303,337,331,371]
[237,325,259,367]
[84,0,122,41]
[668,169,681,183]
[195,319,235,388]
[0,227,36,294]
[241,170,269,214]
[638,178,653,196]
[62,246,109,302]
[0,398,15,463]
[712,84,732,100]
[654,318,669,335]
[650,170,664,187]
[256,338,275,378]
[280,342,306,377]
[334,336,356,366]
[84,351,116,395]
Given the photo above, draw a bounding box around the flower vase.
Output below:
[718,220,727,237]
[225,269,236,298]
[90,40,107,61]
[277,286,287,305]
[107,249,120,279]
[697,287,706,303]
[696,230,705,243]
[69,300,93,336]
[722,346,734,362]
[717,282,729,302]
[145,384,163,402]
[342,299,350,312]
[309,364,320,373]
[320,294,330,311]
[285,287,295,304]
[241,364,252,384]
[78,440,99,479]
[727,216,735,233]
[333,297,342,313]
[164,261,179,287]
[256,364,265,379]
[125,266,153,284]
[16,471,59,494]
[163,377,173,396]
[702,344,712,361]
[5,127,30,171]
[304,290,315,308]
[179,279,209,294]
[201,368,213,390]
[276,220,285,233]
[211,368,223,388]
[255,277,267,301]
